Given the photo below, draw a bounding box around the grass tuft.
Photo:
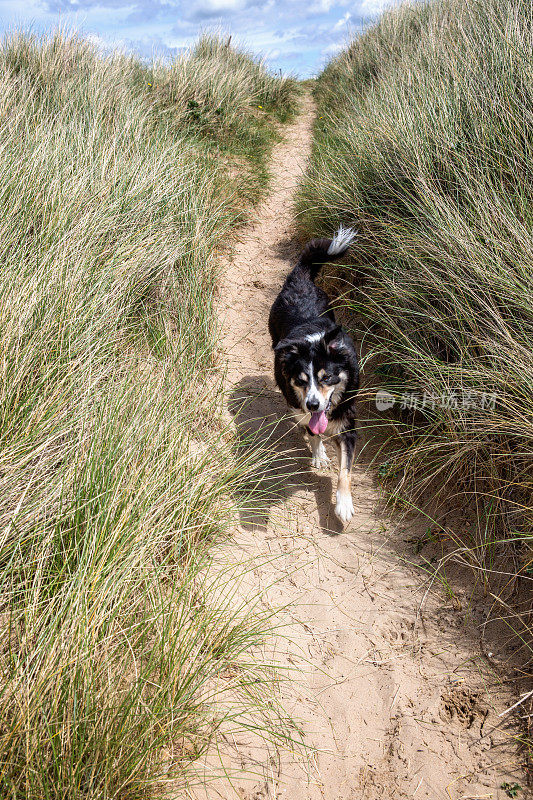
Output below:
[297,0,533,629]
[0,29,298,798]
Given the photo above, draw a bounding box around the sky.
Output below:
[0,0,393,77]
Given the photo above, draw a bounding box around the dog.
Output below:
[268,227,359,524]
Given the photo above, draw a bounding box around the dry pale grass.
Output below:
[0,30,298,799]
[297,0,533,651]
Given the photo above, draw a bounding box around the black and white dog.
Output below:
[268,228,359,524]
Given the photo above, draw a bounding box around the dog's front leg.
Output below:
[309,433,330,469]
[334,430,356,523]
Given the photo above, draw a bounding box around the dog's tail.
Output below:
[298,226,357,280]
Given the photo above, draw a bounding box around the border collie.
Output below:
[268,227,358,524]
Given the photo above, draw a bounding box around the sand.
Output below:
[188,93,526,800]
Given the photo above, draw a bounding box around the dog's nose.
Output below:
[306,398,320,412]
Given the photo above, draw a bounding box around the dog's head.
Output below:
[274,325,350,416]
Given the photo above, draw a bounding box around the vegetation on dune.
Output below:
[0,30,297,798]
[297,0,533,625]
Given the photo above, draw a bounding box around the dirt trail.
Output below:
[201,95,524,800]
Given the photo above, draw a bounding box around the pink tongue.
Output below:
[309,411,328,435]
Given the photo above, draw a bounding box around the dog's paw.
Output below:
[311,442,331,470]
[311,452,331,469]
[335,490,354,524]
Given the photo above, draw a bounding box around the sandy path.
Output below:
[199,94,524,800]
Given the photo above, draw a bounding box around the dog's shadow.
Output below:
[228,375,344,535]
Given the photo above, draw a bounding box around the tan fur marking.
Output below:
[335,439,352,494]
[290,381,306,408]
[330,375,348,407]
[337,468,350,494]
[319,384,335,401]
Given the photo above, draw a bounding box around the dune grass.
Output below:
[0,30,298,798]
[297,0,533,609]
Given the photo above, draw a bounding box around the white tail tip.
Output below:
[327,226,357,256]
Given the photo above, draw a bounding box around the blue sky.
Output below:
[0,0,392,77]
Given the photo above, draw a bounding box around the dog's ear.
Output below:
[324,325,343,351]
[274,338,299,354]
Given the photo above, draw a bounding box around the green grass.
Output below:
[296,0,532,588]
[0,30,298,798]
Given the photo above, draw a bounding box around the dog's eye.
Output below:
[294,374,308,387]
[321,374,340,385]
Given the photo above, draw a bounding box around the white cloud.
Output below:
[332,10,350,30]
[359,0,393,14]
[323,40,343,54]
[308,0,335,13]
[0,0,402,77]
[197,0,245,12]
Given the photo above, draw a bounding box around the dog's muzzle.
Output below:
[307,400,331,435]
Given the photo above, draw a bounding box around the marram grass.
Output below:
[297,0,533,602]
[0,30,298,798]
